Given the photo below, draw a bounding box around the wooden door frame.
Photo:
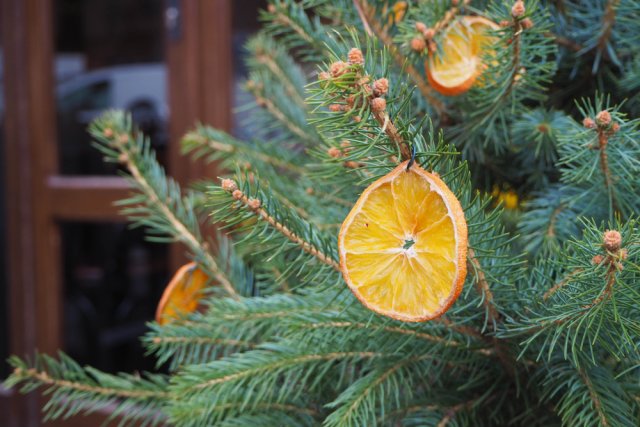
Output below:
[1,0,232,425]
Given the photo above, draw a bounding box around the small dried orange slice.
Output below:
[156,262,208,325]
[426,16,499,96]
[338,161,467,322]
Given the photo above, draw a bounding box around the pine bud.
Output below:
[103,128,114,138]
[340,140,352,154]
[415,22,427,33]
[267,4,276,13]
[521,18,534,29]
[591,254,604,265]
[603,230,622,252]
[330,61,348,77]
[373,78,389,96]
[511,0,525,18]
[329,104,345,112]
[596,110,612,127]
[306,187,314,195]
[247,198,261,210]
[327,147,342,158]
[371,97,387,112]
[118,134,129,144]
[221,178,238,193]
[451,0,459,5]
[348,48,364,65]
[499,20,511,27]
[620,248,628,260]
[410,37,427,52]
[611,122,620,133]
[583,117,596,129]
[344,161,361,169]
[353,115,362,123]
[232,189,243,200]
[423,28,435,39]
[318,71,330,81]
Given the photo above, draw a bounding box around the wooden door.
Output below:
[1,0,234,425]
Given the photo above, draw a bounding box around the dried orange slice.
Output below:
[426,16,499,96]
[156,262,208,325]
[338,161,467,322]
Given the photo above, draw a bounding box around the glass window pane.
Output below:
[54,0,168,175]
[61,222,169,372]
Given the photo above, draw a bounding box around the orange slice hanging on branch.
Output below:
[426,16,500,96]
[338,161,467,322]
[156,262,209,325]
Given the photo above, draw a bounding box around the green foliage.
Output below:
[6,1,640,426]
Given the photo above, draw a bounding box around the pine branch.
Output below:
[596,121,620,213]
[89,112,242,299]
[221,182,340,270]
[5,354,169,426]
[352,0,446,115]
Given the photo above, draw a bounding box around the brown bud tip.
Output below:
[583,117,596,129]
[348,48,364,65]
[232,189,243,200]
[327,147,342,158]
[267,4,276,13]
[345,95,356,106]
[415,22,427,33]
[330,61,348,78]
[306,187,314,195]
[221,178,238,193]
[423,28,435,39]
[118,134,129,144]
[620,248,628,260]
[596,110,612,127]
[318,71,330,81]
[511,0,525,18]
[353,115,362,123]
[499,20,511,27]
[340,140,351,148]
[410,37,427,52]
[371,97,387,112]
[328,104,344,112]
[427,40,437,53]
[373,78,389,96]
[103,128,114,138]
[451,0,459,5]
[117,153,129,164]
[521,18,534,29]
[344,161,361,169]
[611,122,620,133]
[603,230,622,252]
[247,198,261,210]
[591,254,604,265]
[358,76,371,85]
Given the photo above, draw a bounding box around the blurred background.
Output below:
[0,0,266,425]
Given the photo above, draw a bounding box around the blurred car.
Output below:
[55,64,168,173]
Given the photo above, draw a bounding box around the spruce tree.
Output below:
[5,1,640,426]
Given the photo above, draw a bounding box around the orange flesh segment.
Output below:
[427,16,499,95]
[339,162,467,322]
[156,262,209,325]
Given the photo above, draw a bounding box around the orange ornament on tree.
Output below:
[338,161,468,322]
[426,16,500,96]
[156,262,209,325]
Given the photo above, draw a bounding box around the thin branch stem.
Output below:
[468,248,500,327]
[151,336,254,349]
[597,127,619,213]
[370,109,412,160]
[230,188,341,271]
[194,351,382,389]
[120,147,239,299]
[255,53,306,107]
[14,368,170,400]
[543,268,584,301]
[578,368,609,427]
